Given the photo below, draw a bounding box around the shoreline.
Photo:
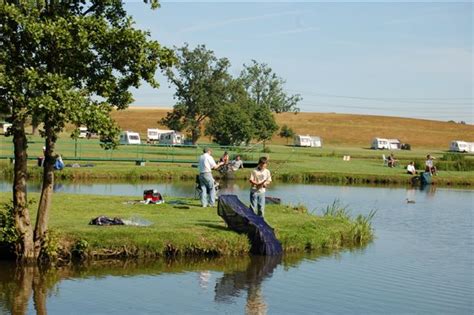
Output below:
[0,193,374,262]
[1,161,472,187]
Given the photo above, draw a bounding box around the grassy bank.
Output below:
[1,147,473,186]
[0,192,374,260]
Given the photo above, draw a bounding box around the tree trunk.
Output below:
[191,128,199,145]
[34,128,55,257]
[12,120,35,261]
[31,118,39,136]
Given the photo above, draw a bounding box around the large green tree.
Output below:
[240,60,301,148]
[205,103,253,146]
[161,44,233,144]
[0,0,174,260]
[240,60,302,113]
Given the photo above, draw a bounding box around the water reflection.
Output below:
[0,253,323,315]
[215,255,281,315]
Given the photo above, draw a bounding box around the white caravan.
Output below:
[294,135,322,148]
[120,131,141,145]
[371,138,401,150]
[78,127,88,138]
[450,140,474,153]
[147,128,174,143]
[159,131,184,145]
[0,122,12,134]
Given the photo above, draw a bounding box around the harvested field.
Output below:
[110,107,474,149]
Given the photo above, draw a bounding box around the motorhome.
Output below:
[119,131,141,145]
[0,122,12,134]
[147,128,174,143]
[371,138,401,150]
[450,140,474,153]
[159,131,184,145]
[294,135,322,148]
[78,127,88,138]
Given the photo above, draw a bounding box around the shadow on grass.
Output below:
[197,221,229,232]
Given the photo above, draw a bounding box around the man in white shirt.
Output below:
[249,157,272,217]
[198,147,223,207]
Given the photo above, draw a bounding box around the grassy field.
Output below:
[109,107,474,148]
[1,142,472,185]
[0,192,374,260]
[1,109,473,186]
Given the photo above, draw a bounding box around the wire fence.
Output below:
[0,136,259,163]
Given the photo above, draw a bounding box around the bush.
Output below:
[440,152,464,162]
[0,202,18,246]
[437,153,474,171]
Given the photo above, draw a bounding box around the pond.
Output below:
[0,180,473,314]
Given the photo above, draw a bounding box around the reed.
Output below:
[321,200,377,245]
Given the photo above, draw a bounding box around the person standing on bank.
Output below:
[249,157,272,217]
[198,147,224,207]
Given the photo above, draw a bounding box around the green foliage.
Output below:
[161,44,234,144]
[240,60,302,113]
[251,104,278,142]
[322,200,351,220]
[1,0,175,145]
[436,153,474,171]
[39,229,61,262]
[72,239,89,258]
[0,202,18,245]
[321,200,376,245]
[205,103,253,145]
[440,152,465,162]
[279,124,295,143]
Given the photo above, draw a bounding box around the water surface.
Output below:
[0,180,473,314]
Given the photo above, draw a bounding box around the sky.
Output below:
[123,1,473,123]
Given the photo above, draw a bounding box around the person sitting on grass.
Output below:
[387,153,397,168]
[425,154,437,175]
[218,151,230,174]
[406,161,417,175]
[230,155,244,172]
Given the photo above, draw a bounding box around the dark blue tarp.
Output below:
[217,195,283,256]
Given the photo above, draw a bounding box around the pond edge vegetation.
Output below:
[1,161,472,187]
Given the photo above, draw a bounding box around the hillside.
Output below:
[110,107,474,149]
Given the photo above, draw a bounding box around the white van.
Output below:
[450,140,474,153]
[294,135,322,147]
[147,128,174,143]
[0,122,12,134]
[371,138,401,150]
[159,131,184,145]
[78,127,88,138]
[120,131,141,145]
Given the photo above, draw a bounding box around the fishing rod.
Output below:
[269,147,296,176]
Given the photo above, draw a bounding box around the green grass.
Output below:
[0,192,375,259]
[1,137,473,186]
